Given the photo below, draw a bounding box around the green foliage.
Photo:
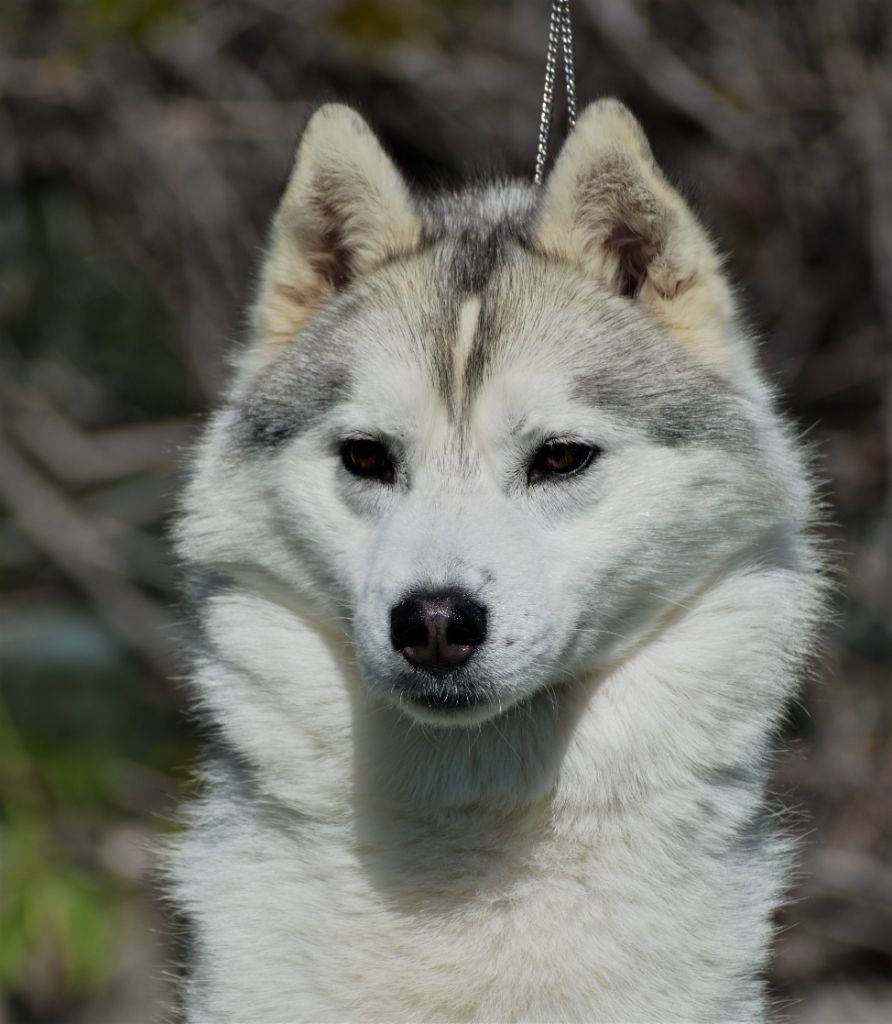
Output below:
[0,648,190,1011]
[330,0,473,49]
[4,187,194,424]
[330,0,412,46]
[0,814,112,998]
[76,0,190,41]
[0,693,115,1004]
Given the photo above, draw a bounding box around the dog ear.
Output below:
[533,99,745,374]
[249,105,421,368]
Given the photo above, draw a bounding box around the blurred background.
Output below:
[0,1,889,1021]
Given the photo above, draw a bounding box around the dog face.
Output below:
[181,103,797,726]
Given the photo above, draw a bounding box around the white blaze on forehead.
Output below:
[453,296,482,408]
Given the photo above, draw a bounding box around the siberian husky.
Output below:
[168,100,824,1022]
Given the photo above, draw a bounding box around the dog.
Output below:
[167,100,824,1022]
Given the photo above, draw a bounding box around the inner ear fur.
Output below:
[246,105,421,373]
[534,99,745,375]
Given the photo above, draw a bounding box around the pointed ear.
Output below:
[533,99,745,374]
[248,105,421,369]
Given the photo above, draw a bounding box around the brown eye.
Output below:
[340,439,395,484]
[528,441,598,484]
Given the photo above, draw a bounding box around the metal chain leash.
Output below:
[558,1,577,130]
[534,0,577,185]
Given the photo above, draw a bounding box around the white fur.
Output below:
[167,102,824,1023]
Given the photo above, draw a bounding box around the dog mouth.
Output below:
[394,673,490,714]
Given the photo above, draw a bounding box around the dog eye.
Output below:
[528,441,599,484]
[340,439,395,484]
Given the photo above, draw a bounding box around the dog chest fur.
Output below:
[169,558,814,1022]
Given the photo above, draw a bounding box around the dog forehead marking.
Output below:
[452,296,482,411]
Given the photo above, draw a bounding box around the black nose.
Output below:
[390,590,487,672]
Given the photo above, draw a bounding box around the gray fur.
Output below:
[237,183,755,453]
[235,298,358,448]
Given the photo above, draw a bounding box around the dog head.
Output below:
[181,102,804,727]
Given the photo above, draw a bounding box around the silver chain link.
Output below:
[534,0,577,185]
[559,1,577,131]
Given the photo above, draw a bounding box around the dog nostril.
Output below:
[389,608,429,652]
[445,614,485,649]
[390,590,487,672]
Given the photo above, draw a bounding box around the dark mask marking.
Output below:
[236,346,351,449]
[572,340,756,450]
